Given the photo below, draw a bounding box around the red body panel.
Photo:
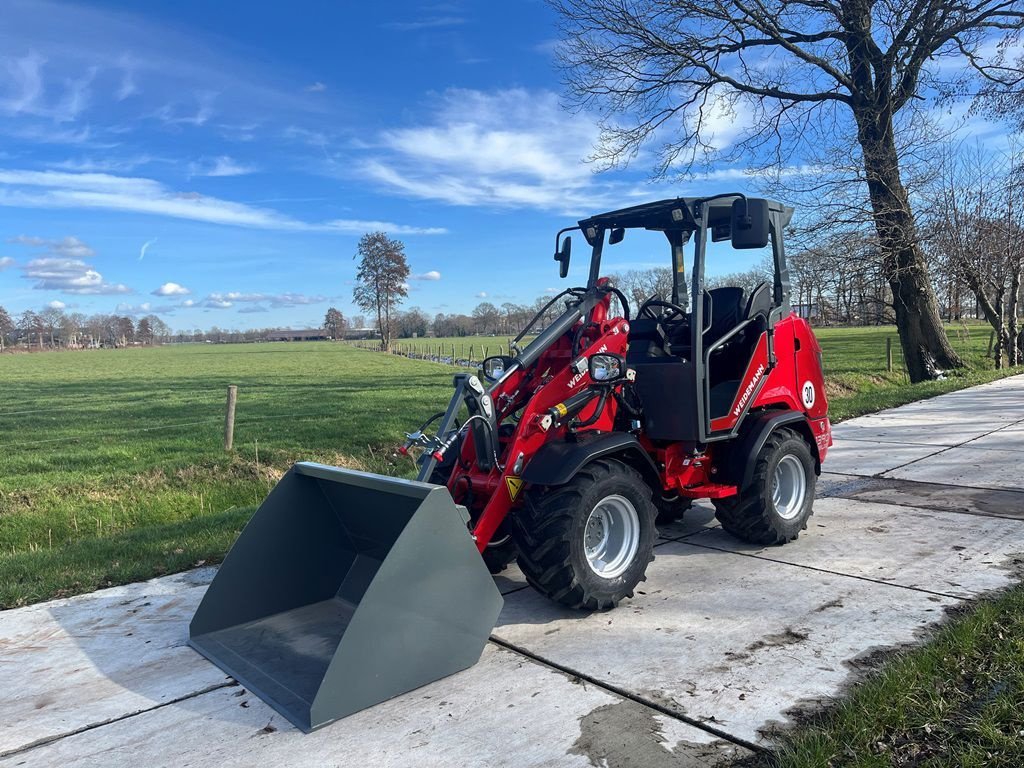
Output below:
[438,298,830,552]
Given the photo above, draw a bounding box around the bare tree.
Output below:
[18,310,43,349]
[471,302,501,334]
[0,305,12,352]
[926,143,1024,366]
[136,317,154,345]
[552,0,1024,380]
[323,307,346,340]
[62,312,85,348]
[39,306,65,348]
[353,232,410,351]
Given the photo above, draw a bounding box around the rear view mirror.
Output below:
[589,353,626,383]
[554,235,572,278]
[609,227,625,245]
[482,355,514,382]
[731,198,770,249]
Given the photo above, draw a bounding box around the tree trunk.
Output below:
[1008,258,1021,366]
[857,116,965,382]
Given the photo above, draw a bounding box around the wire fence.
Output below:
[348,339,516,369]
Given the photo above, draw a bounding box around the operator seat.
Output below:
[704,287,746,347]
[707,282,774,420]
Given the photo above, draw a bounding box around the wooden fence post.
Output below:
[886,337,893,373]
[224,385,238,451]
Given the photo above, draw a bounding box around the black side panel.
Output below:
[725,410,808,489]
[630,358,699,442]
[521,432,659,488]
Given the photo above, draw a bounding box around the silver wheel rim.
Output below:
[772,454,807,520]
[583,494,640,579]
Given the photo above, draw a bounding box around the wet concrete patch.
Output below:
[570,700,740,767]
[824,476,1024,520]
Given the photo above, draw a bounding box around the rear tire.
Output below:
[713,428,816,545]
[511,459,657,610]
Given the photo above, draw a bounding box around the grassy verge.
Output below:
[1,506,253,607]
[744,578,1024,768]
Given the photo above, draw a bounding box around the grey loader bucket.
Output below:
[189,462,503,732]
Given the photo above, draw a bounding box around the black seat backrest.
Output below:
[744,282,772,321]
[705,286,745,344]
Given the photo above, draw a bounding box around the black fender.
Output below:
[728,410,819,490]
[520,432,661,490]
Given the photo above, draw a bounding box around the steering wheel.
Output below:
[638,298,688,323]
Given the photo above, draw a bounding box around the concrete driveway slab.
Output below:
[960,422,1024,451]
[687,497,1024,598]
[816,438,943,476]
[0,643,747,768]
[0,569,226,756]
[832,421,1000,447]
[493,540,956,746]
[886,445,1024,491]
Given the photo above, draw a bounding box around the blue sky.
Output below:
[0,1,1000,330]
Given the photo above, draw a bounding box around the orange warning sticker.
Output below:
[506,476,524,501]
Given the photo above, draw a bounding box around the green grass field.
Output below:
[0,343,457,607]
[0,323,1014,608]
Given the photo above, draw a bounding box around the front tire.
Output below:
[511,459,657,610]
[713,428,816,545]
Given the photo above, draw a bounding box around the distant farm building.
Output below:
[267,329,330,342]
[343,328,379,340]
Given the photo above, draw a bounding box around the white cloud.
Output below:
[10,233,129,294]
[192,155,258,177]
[476,291,488,298]
[360,88,643,214]
[181,298,196,308]
[0,53,97,122]
[304,82,327,93]
[200,291,328,310]
[115,301,178,315]
[9,234,94,257]
[46,299,66,309]
[51,155,157,173]
[384,16,466,31]
[153,281,190,296]
[413,270,442,281]
[323,219,447,235]
[22,257,131,295]
[1,53,46,116]
[0,168,447,234]
[139,237,157,260]
[0,256,14,270]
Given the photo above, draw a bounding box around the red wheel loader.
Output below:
[190,194,831,731]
